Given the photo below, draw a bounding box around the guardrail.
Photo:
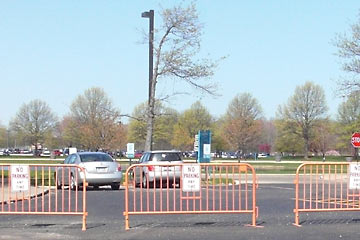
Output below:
[123,163,258,230]
[0,164,87,231]
[294,162,360,226]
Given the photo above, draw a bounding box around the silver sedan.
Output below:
[55,152,122,190]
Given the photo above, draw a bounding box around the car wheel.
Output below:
[176,179,181,188]
[70,174,77,191]
[111,183,120,190]
[55,173,62,190]
[142,174,153,188]
[134,178,140,188]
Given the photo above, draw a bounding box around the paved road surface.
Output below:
[0,182,359,240]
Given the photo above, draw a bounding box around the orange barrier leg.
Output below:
[125,213,130,230]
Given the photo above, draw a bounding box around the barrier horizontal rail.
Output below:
[123,163,258,230]
[294,162,360,226]
[0,164,87,231]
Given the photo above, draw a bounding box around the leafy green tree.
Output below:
[171,101,213,151]
[0,125,7,148]
[10,99,57,155]
[222,93,262,154]
[278,82,328,159]
[211,118,229,154]
[336,92,360,154]
[128,102,178,150]
[274,119,303,156]
[65,87,125,151]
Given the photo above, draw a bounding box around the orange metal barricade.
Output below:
[123,163,258,230]
[0,164,88,231]
[294,162,360,226]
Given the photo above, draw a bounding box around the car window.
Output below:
[150,153,182,162]
[80,154,114,163]
[64,155,71,164]
[139,154,145,163]
[69,154,77,164]
[140,153,149,163]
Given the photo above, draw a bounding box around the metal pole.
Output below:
[141,10,154,105]
[148,10,154,105]
[142,10,155,151]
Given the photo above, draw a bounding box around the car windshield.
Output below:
[150,152,182,162]
[80,154,114,163]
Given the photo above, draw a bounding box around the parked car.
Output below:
[134,151,143,159]
[0,150,9,156]
[41,149,51,156]
[55,152,122,190]
[52,149,62,156]
[134,150,183,188]
[258,153,269,158]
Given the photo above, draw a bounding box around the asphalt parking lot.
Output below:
[0,183,359,240]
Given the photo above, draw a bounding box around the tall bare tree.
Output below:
[310,118,336,158]
[65,87,125,151]
[143,3,221,151]
[278,82,328,159]
[334,12,360,95]
[222,93,262,155]
[10,99,57,155]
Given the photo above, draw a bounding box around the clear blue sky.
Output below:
[0,1,359,126]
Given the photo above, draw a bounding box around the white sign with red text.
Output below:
[182,164,201,192]
[11,165,30,192]
[349,163,360,190]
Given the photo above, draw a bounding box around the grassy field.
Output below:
[0,155,356,175]
[0,159,63,164]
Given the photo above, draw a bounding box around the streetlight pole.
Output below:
[141,10,154,105]
[142,10,154,151]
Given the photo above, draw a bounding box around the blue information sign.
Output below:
[197,130,211,163]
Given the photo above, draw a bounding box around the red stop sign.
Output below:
[351,132,360,148]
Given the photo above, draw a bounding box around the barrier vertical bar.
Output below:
[334,165,337,209]
[340,165,343,209]
[245,167,248,210]
[251,165,257,227]
[309,166,312,210]
[124,167,130,230]
[294,163,300,227]
[1,166,4,212]
[48,167,51,212]
[315,165,318,210]
[232,166,235,210]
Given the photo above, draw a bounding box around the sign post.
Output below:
[197,130,211,163]
[351,132,360,160]
[126,143,135,165]
[194,134,199,152]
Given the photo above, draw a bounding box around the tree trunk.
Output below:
[144,108,154,151]
[144,73,157,152]
[304,135,309,160]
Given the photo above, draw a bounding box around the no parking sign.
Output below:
[349,163,360,190]
[11,165,30,192]
[182,164,201,192]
